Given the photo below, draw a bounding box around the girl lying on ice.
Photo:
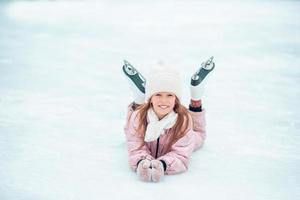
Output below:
[122,57,215,182]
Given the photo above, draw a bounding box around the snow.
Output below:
[0,0,299,199]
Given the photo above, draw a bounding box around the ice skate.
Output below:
[191,56,215,86]
[122,60,146,94]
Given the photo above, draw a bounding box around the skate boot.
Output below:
[122,60,146,94]
[191,56,215,86]
[190,56,215,101]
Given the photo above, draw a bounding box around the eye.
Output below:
[167,94,174,97]
[155,93,162,96]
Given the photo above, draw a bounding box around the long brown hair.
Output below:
[134,97,191,152]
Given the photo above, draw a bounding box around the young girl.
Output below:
[122,58,215,182]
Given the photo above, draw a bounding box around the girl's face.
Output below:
[150,92,176,119]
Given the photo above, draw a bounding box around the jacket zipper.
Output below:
[155,137,160,159]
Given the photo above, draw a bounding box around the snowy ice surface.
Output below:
[0,0,299,200]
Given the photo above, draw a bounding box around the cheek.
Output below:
[151,101,160,110]
[150,98,156,105]
[170,99,176,107]
[151,100,157,107]
[170,105,175,111]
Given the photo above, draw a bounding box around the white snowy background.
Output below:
[0,0,299,199]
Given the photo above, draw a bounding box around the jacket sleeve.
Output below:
[190,109,206,150]
[157,110,206,175]
[157,130,195,175]
[124,107,154,171]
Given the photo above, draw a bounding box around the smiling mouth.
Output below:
[158,105,169,109]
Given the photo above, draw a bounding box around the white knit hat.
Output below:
[145,66,182,101]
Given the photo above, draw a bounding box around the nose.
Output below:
[159,96,168,104]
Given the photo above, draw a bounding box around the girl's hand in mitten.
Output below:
[136,159,152,182]
[150,160,165,182]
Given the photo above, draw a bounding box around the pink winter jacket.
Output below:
[124,105,206,175]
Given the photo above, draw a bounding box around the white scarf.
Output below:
[144,108,178,142]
